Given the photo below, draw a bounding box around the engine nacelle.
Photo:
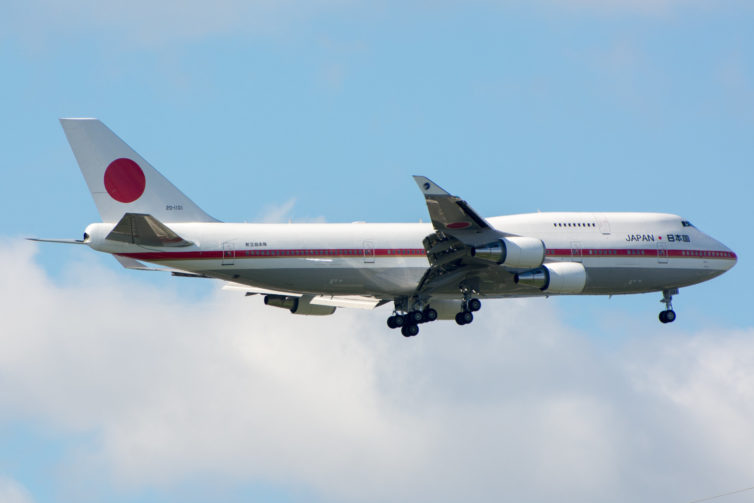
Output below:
[472,237,545,269]
[264,295,336,316]
[514,262,586,294]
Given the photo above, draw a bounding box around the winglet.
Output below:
[413,176,451,196]
[412,176,492,233]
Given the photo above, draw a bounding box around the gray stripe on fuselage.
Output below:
[201,263,726,298]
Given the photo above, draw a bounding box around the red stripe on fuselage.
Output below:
[546,248,737,259]
[117,247,737,261]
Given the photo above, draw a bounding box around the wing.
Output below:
[221,283,387,310]
[412,176,522,296]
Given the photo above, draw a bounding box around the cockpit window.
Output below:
[681,220,695,228]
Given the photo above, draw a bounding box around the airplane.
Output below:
[31,118,738,337]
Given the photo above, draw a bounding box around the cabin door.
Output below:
[363,241,375,263]
[222,241,235,266]
[657,242,669,264]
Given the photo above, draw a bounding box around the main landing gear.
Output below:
[386,297,482,337]
[387,306,438,337]
[659,288,678,324]
[455,298,481,326]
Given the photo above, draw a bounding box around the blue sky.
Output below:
[1,1,753,502]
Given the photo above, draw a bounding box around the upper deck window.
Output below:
[681,220,695,228]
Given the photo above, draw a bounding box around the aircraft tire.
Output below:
[424,308,438,322]
[455,311,473,325]
[402,324,419,337]
[468,298,482,312]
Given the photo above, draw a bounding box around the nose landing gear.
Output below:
[659,288,678,324]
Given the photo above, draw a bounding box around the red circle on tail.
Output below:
[104,158,146,203]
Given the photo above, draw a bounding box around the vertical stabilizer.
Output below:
[60,118,218,223]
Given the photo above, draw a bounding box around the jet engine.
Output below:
[514,262,586,294]
[472,237,545,269]
[264,295,336,315]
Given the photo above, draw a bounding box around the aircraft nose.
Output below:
[719,241,737,271]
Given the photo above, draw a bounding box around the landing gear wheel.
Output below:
[659,310,676,324]
[659,289,679,324]
[387,315,405,329]
[408,311,424,324]
[467,298,481,312]
[401,324,419,337]
[423,308,438,322]
[455,311,473,325]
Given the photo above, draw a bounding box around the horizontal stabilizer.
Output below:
[106,213,193,247]
[114,254,208,277]
[26,238,85,244]
[113,254,158,270]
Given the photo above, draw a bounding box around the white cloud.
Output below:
[257,198,327,223]
[258,197,298,223]
[0,476,34,503]
[2,238,754,502]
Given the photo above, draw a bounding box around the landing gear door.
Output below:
[222,241,235,266]
[363,240,375,263]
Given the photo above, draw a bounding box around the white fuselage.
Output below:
[84,212,737,300]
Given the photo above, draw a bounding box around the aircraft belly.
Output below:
[583,265,726,294]
[205,266,427,296]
